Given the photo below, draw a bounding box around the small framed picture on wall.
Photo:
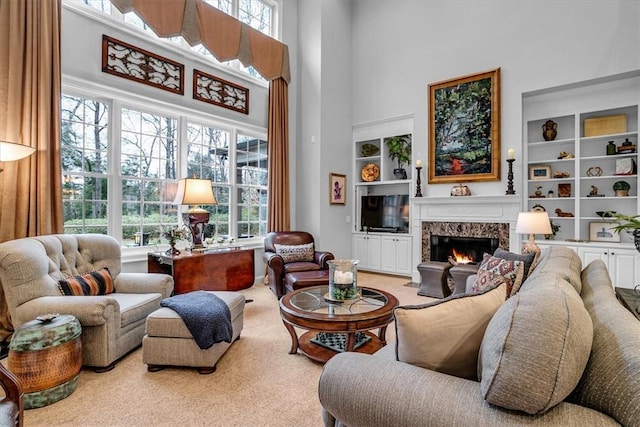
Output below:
[329,173,347,205]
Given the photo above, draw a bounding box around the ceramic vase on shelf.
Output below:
[542,119,557,141]
[328,259,358,301]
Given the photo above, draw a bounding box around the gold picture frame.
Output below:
[329,173,347,205]
[428,68,501,184]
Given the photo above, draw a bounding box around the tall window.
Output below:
[60,94,267,247]
[120,109,178,246]
[61,95,109,234]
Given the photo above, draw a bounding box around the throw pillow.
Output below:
[471,253,524,297]
[493,248,536,282]
[394,284,507,381]
[58,267,115,296]
[274,242,315,263]
[478,284,593,415]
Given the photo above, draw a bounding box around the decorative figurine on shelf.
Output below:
[534,185,543,197]
[587,185,604,197]
[542,119,558,141]
[558,151,574,159]
[555,208,574,217]
[553,170,570,178]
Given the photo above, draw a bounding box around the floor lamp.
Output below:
[515,211,552,256]
[0,140,36,172]
[173,178,217,250]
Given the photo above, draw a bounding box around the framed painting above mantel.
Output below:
[428,68,501,184]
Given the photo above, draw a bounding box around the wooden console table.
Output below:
[148,247,255,294]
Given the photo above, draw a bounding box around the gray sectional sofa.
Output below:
[319,246,640,426]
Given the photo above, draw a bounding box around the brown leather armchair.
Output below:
[263,231,334,298]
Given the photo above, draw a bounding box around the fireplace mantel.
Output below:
[409,195,522,283]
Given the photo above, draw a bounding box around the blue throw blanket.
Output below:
[160,291,232,350]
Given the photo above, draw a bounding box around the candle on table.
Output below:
[507,148,515,160]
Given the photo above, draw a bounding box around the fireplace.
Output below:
[430,235,499,264]
[421,221,510,263]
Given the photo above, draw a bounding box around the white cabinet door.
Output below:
[608,248,640,289]
[353,234,381,271]
[380,235,412,275]
[578,246,640,288]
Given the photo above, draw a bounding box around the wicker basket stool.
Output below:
[143,291,245,374]
[8,314,82,409]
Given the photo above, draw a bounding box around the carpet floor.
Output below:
[18,272,434,426]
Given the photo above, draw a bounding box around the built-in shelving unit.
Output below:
[352,114,414,276]
[523,71,640,288]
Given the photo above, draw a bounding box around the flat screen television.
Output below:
[360,194,409,232]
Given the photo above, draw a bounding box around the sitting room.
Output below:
[0,1,639,426]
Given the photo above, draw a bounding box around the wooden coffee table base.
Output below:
[295,330,384,363]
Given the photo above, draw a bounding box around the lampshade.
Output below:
[173,178,217,207]
[173,178,216,251]
[0,140,36,162]
[515,212,553,235]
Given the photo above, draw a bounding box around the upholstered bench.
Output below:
[142,291,245,374]
[284,270,330,294]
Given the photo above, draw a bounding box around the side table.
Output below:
[148,247,255,294]
[8,314,82,409]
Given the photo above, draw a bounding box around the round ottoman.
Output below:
[8,314,82,409]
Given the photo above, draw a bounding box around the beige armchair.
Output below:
[0,234,173,372]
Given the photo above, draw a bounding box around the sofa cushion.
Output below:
[394,284,506,381]
[526,246,582,293]
[493,248,536,281]
[479,283,593,415]
[274,243,314,263]
[471,254,524,296]
[109,292,162,328]
[58,267,114,296]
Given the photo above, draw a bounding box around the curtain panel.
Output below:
[0,0,63,341]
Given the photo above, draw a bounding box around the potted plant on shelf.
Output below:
[544,220,560,240]
[385,134,412,180]
[613,180,631,197]
[607,212,640,252]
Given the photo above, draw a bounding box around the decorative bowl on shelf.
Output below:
[360,143,380,157]
[596,211,616,218]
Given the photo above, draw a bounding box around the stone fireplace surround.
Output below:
[410,195,521,284]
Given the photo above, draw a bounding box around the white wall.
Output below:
[292,0,353,257]
[350,0,640,198]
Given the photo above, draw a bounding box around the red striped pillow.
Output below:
[58,267,114,296]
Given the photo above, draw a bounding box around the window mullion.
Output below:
[109,98,123,242]
[229,128,238,239]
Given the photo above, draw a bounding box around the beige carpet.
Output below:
[20,272,434,426]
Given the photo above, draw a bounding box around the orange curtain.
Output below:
[0,0,63,240]
[267,78,290,233]
[0,0,63,341]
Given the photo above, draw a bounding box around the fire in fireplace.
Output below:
[430,235,499,264]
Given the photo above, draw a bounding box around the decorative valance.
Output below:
[109,0,290,83]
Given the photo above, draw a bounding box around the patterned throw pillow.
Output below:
[472,253,524,297]
[58,267,114,296]
[274,243,315,263]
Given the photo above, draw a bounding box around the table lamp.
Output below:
[173,178,217,250]
[515,211,552,256]
[0,140,36,172]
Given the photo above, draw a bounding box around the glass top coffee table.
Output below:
[279,286,399,363]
